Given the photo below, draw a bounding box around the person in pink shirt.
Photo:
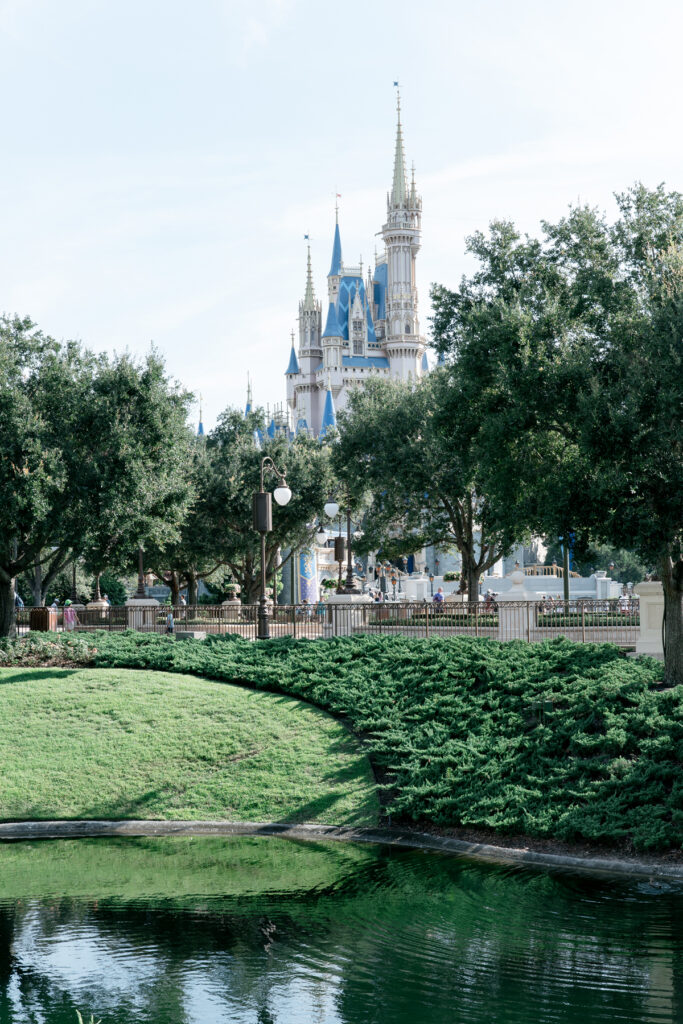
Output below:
[63,600,78,631]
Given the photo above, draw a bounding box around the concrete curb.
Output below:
[0,819,681,881]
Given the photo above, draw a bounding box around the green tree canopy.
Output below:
[189,408,336,603]
[0,316,194,635]
[431,184,683,683]
[334,374,519,597]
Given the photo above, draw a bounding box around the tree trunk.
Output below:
[187,570,198,606]
[466,567,479,602]
[168,572,180,606]
[32,560,43,606]
[660,554,683,686]
[0,576,16,639]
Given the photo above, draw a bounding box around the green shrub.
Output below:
[0,631,676,852]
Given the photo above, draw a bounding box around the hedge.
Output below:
[0,631,679,852]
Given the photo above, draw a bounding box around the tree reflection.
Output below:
[0,841,680,1024]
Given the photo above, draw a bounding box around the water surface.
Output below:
[0,836,681,1023]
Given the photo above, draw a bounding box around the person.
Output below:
[51,598,59,609]
[433,586,445,611]
[179,594,187,606]
[63,599,78,632]
[165,608,174,634]
[103,593,111,606]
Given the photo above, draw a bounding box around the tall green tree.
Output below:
[432,185,683,683]
[144,438,226,605]
[0,316,194,636]
[194,408,336,603]
[335,374,518,597]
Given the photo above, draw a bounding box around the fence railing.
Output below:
[14,598,640,646]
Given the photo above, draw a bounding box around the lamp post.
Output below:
[429,573,435,597]
[134,546,147,599]
[390,573,397,600]
[253,456,292,639]
[323,496,361,595]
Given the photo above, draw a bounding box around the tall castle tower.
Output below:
[284,93,427,436]
[382,92,424,379]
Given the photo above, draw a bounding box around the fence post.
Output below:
[581,602,586,643]
[293,605,297,640]
[425,601,430,639]
[475,601,479,637]
[526,601,531,641]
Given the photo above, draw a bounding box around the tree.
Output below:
[543,539,648,585]
[431,185,683,683]
[194,408,336,604]
[142,439,225,605]
[334,374,519,598]
[0,316,194,636]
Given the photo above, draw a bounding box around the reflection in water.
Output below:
[0,837,680,1023]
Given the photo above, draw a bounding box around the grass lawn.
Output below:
[0,667,379,825]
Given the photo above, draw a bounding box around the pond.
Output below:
[0,836,681,1023]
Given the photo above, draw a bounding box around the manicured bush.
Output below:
[0,631,677,851]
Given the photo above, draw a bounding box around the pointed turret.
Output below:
[390,91,407,208]
[329,206,342,276]
[319,378,337,439]
[245,377,252,416]
[197,393,205,437]
[303,244,316,311]
[382,89,424,377]
[322,301,342,339]
[285,328,300,375]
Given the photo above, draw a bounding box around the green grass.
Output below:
[0,666,379,825]
[0,631,679,851]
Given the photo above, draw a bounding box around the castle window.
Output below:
[353,338,363,355]
[405,322,411,334]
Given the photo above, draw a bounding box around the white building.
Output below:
[285,94,428,437]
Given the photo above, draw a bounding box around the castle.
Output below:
[284,94,428,436]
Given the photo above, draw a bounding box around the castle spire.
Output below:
[245,375,252,416]
[303,244,316,311]
[319,376,337,439]
[328,212,342,277]
[390,89,407,207]
[197,393,204,437]
[285,329,300,375]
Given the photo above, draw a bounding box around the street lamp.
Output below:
[253,456,291,639]
[323,495,360,595]
[390,573,397,600]
[429,573,435,597]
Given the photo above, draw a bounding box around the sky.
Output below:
[2,0,683,431]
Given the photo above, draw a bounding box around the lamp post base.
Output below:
[257,598,270,640]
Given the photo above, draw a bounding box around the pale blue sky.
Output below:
[2,0,682,429]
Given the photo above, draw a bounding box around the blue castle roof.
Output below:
[285,344,300,375]
[328,221,342,276]
[322,302,342,339]
[197,420,204,437]
[342,355,389,369]
[319,386,336,438]
[421,351,429,372]
[372,262,387,321]
[336,276,377,343]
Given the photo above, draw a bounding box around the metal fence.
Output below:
[14,598,640,647]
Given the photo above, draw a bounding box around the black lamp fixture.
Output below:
[253,456,291,639]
